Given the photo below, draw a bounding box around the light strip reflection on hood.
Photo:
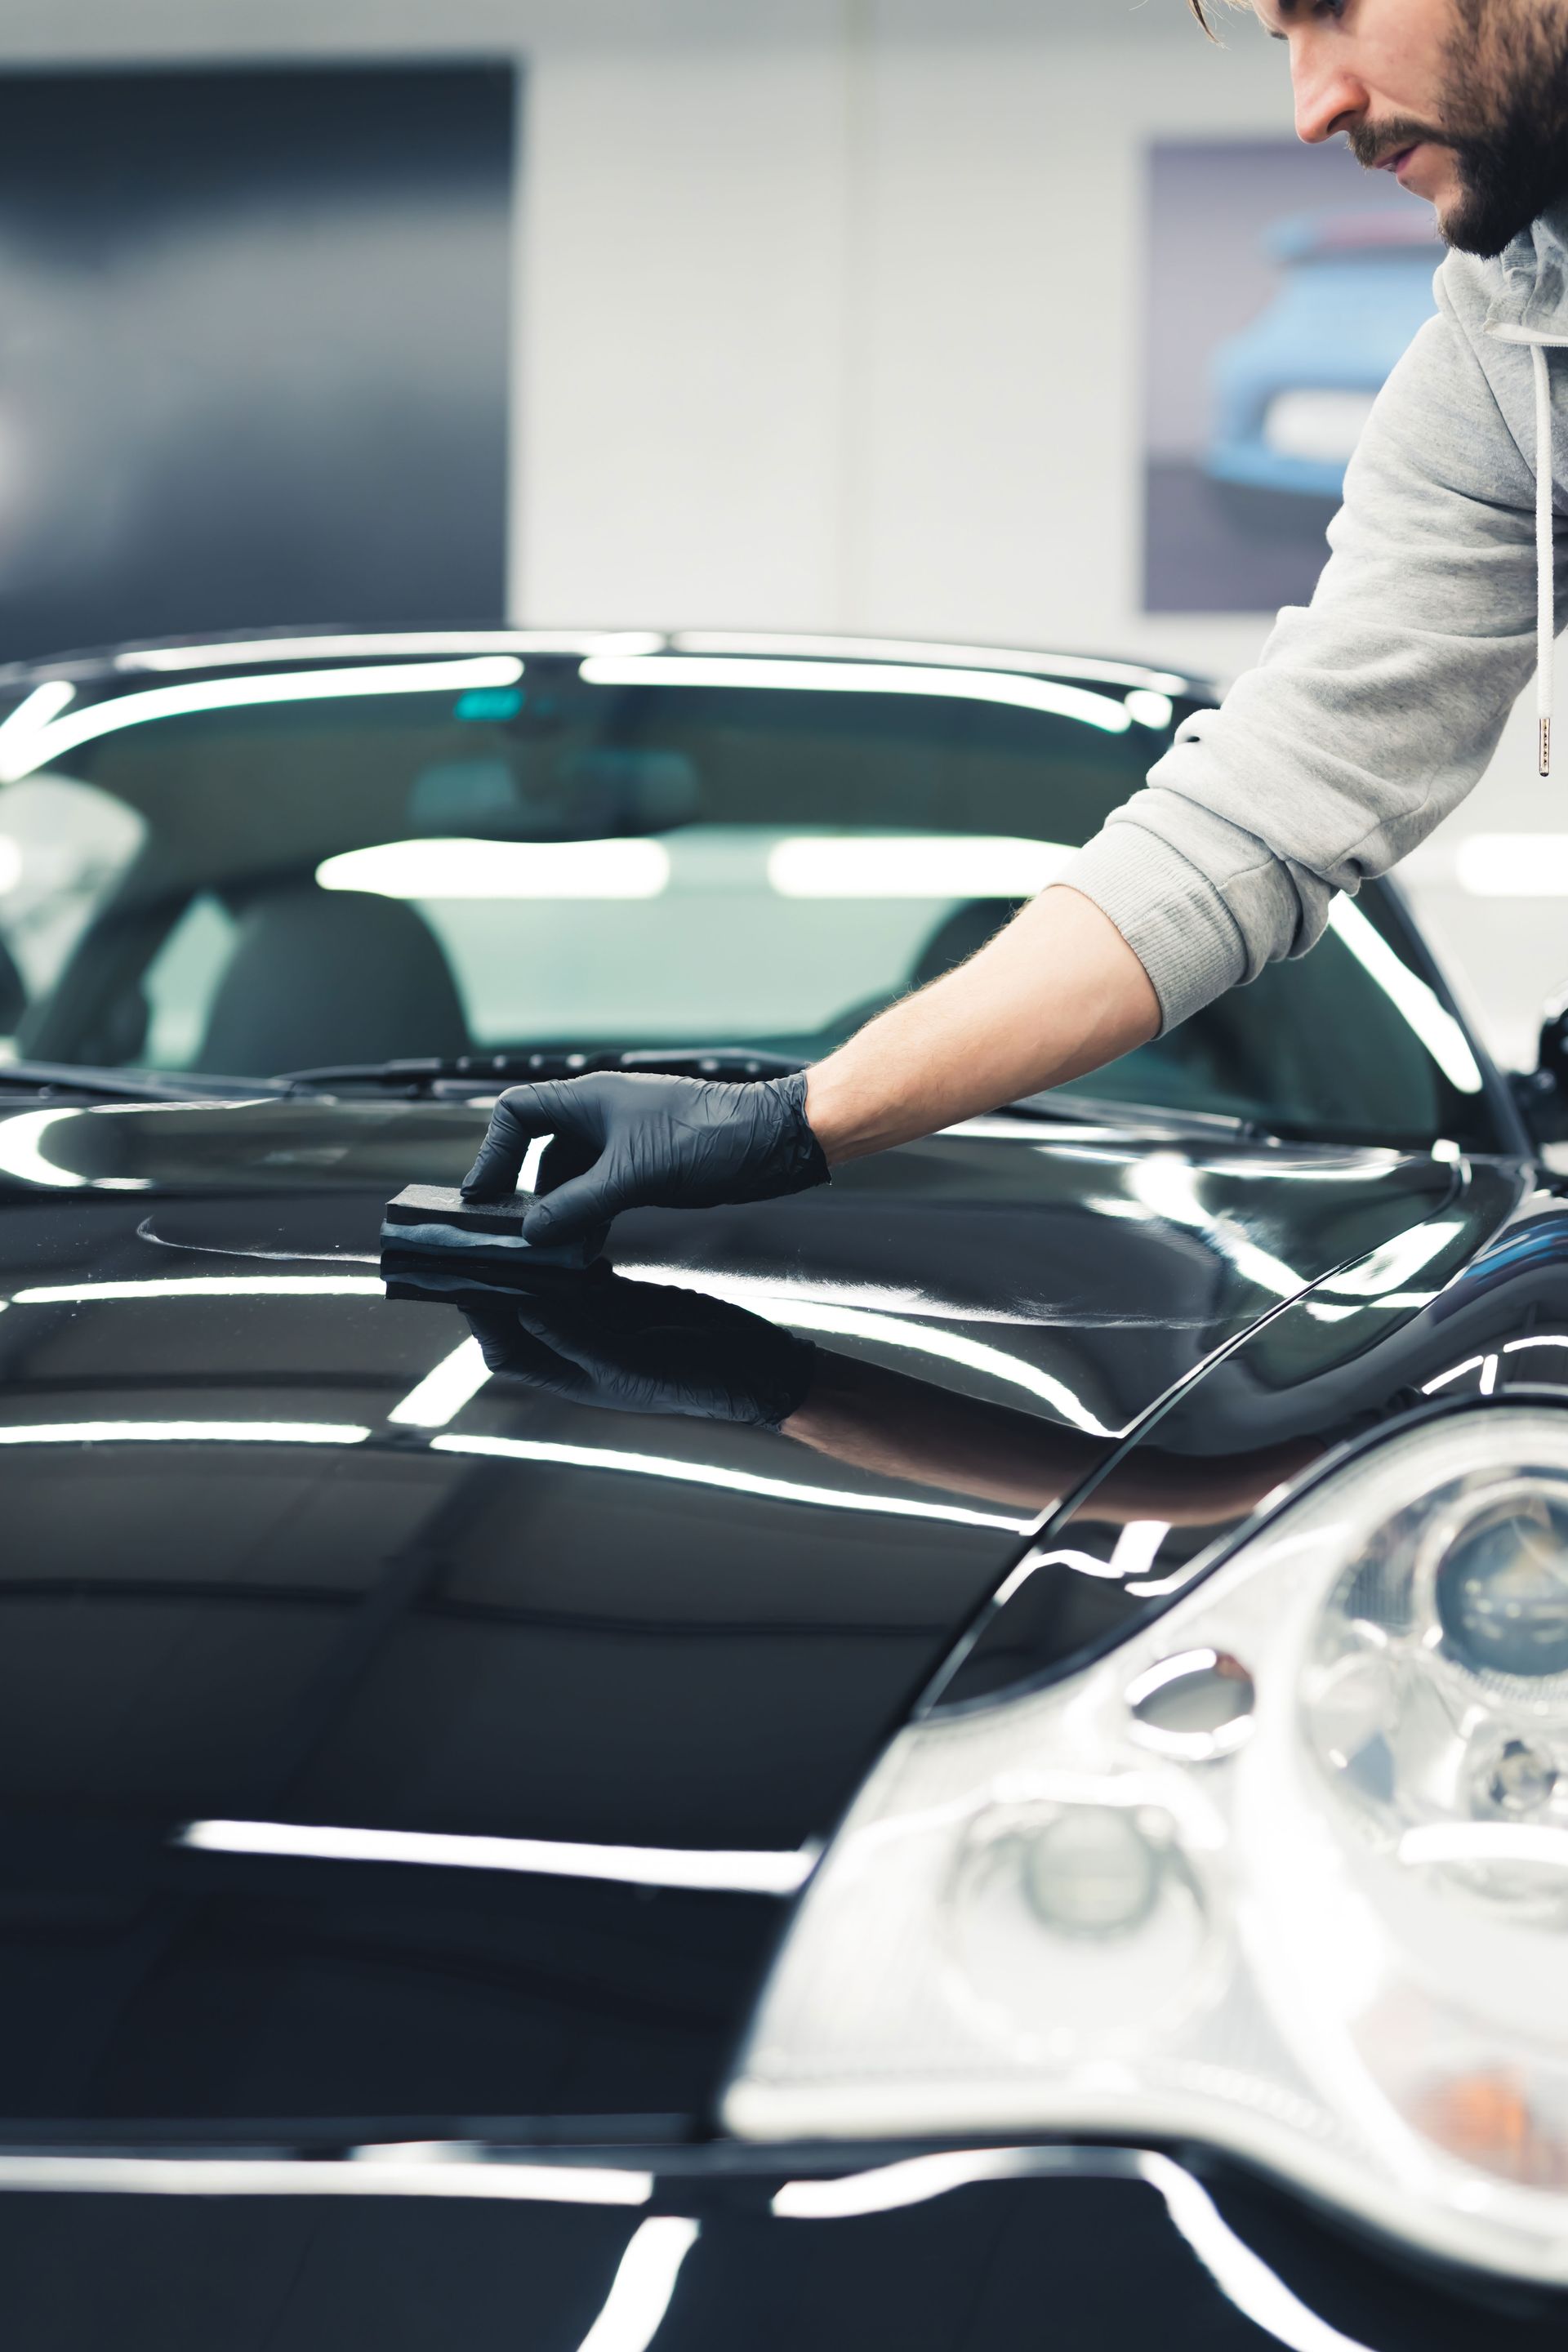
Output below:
[0,2150,653,2203]
[430,1432,1031,1533]
[0,680,74,773]
[0,1107,89,1187]
[1122,1155,1305,1298]
[614,1266,1111,1434]
[577,2219,701,2352]
[178,1818,815,1895]
[771,2149,1370,2352]
[577,655,1131,733]
[0,657,525,785]
[0,1421,369,1446]
[387,1339,491,1428]
[12,1276,384,1304]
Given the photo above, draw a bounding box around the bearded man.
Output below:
[461,0,1568,1237]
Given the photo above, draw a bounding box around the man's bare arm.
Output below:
[804,884,1160,1163]
[462,886,1159,1241]
[782,1351,1321,1526]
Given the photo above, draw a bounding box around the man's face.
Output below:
[1252,0,1568,256]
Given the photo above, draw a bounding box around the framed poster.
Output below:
[0,64,514,661]
[1143,137,1439,613]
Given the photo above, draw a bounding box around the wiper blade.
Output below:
[0,1061,279,1105]
[279,1046,804,1095]
[1005,1089,1271,1139]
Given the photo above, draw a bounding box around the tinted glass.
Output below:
[0,653,1501,1147]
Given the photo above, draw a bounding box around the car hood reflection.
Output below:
[0,1094,1513,2131]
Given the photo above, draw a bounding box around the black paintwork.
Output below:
[7,2154,1568,2352]
[1,1089,1563,2342]
[0,648,1565,2342]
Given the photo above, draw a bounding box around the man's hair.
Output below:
[1187,0,1247,37]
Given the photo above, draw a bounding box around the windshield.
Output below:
[0,650,1502,1148]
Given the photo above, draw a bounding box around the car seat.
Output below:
[910,898,1023,989]
[195,883,470,1076]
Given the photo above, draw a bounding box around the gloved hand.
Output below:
[465,1270,817,1428]
[461,1069,829,1247]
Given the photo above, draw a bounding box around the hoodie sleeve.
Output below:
[1061,270,1550,1032]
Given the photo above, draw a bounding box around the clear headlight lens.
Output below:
[723,1408,1568,2285]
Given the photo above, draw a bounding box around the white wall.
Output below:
[0,0,1559,1066]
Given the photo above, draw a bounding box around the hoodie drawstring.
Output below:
[1535,341,1556,777]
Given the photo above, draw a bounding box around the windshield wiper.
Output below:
[278,1047,804,1096]
[0,1061,284,1105]
[1004,1089,1273,1139]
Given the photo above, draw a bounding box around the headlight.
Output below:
[724,1407,1568,2287]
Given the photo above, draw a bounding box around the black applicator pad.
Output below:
[381,1184,604,1272]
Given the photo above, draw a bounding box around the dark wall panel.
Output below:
[0,65,514,662]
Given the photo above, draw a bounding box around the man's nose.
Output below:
[1290,41,1365,144]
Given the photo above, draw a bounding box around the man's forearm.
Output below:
[803,884,1160,1164]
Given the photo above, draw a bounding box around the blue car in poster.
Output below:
[1205,206,1440,501]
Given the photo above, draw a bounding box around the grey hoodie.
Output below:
[1062,200,1568,1031]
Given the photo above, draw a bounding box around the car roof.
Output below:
[0,626,1218,705]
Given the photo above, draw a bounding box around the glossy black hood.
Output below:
[0,1095,1494,2132]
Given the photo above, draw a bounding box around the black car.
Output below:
[0,627,1565,2351]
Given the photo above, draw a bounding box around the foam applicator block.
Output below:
[381,1184,603,1270]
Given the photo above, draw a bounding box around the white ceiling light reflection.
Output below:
[1315,1219,1464,1298]
[614,1266,1112,1434]
[432,1433,1031,1534]
[346,2145,653,2206]
[0,680,74,777]
[1126,1154,1305,1298]
[1325,899,1481,1094]
[179,1818,813,1896]
[767,835,1070,901]
[0,1421,369,1446]
[1124,689,1174,729]
[772,2149,1365,2352]
[0,2151,654,2203]
[577,2218,701,2352]
[0,1109,88,1187]
[578,655,1131,734]
[1420,1356,1490,1395]
[13,1276,382,1304]
[387,1339,491,1428]
[669,631,1189,695]
[318,836,670,902]
[117,631,663,673]
[0,658,525,786]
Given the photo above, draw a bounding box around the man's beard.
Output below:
[1348,5,1568,258]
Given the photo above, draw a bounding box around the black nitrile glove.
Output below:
[465,1271,817,1428]
[461,1069,829,1247]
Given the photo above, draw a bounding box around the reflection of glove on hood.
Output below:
[465,1271,817,1430]
[461,1070,829,1246]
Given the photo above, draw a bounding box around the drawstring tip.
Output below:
[1543,718,1553,777]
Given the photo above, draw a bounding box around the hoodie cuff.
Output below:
[1058,822,1250,1034]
